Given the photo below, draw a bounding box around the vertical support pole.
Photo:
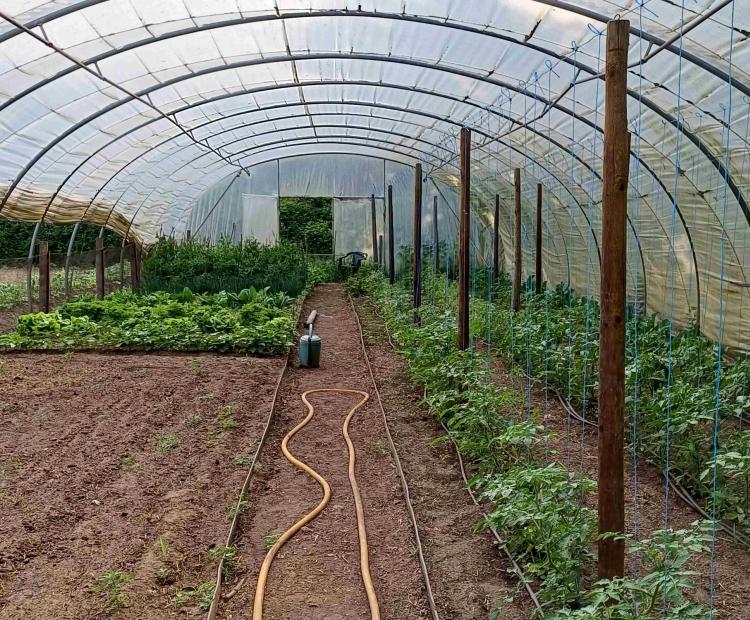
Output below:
[536,183,543,295]
[512,168,522,312]
[186,229,191,242]
[95,237,105,299]
[493,194,500,285]
[26,222,41,312]
[378,235,384,273]
[433,195,439,272]
[412,164,423,310]
[598,18,630,582]
[64,222,80,298]
[457,127,471,350]
[129,242,140,289]
[38,240,50,313]
[387,184,395,285]
[370,194,379,265]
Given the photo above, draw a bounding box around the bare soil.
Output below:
[489,356,750,618]
[0,352,285,619]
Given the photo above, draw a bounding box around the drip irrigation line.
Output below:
[366,299,542,614]
[206,348,288,620]
[348,292,441,620]
[432,397,544,614]
[206,291,314,619]
[535,377,750,551]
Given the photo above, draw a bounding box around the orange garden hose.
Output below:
[252,388,381,620]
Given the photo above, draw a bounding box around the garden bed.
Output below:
[0,352,285,618]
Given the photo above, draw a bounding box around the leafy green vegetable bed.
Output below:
[0,287,294,354]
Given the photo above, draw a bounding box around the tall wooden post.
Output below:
[185,229,191,242]
[38,240,50,313]
[95,237,105,299]
[598,19,630,582]
[387,184,395,285]
[457,128,471,350]
[378,235,384,272]
[512,168,522,312]
[493,194,500,284]
[370,194,379,265]
[433,195,439,272]
[412,164,423,309]
[535,183,543,295]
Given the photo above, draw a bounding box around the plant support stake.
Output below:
[512,168,522,312]
[371,194,379,265]
[413,164,423,310]
[493,193,501,285]
[39,240,50,313]
[388,184,395,286]
[95,237,105,299]
[458,127,471,350]
[536,183,543,294]
[598,18,630,581]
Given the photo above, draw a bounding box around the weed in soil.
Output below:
[263,532,280,549]
[93,570,132,613]
[172,582,215,611]
[209,545,239,583]
[154,432,180,454]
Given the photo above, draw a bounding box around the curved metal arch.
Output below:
[91,109,603,277]
[3,48,741,272]
[0,8,744,226]
[46,85,687,309]
[1,2,745,101]
[36,76,696,313]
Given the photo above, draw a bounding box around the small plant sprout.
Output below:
[227,493,249,520]
[263,532,280,549]
[93,569,132,612]
[186,413,202,428]
[158,536,169,559]
[232,455,253,466]
[171,582,215,611]
[154,432,180,454]
[208,545,239,583]
[119,453,139,470]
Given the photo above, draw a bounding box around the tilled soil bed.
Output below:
[0,352,285,619]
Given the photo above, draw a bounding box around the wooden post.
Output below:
[512,168,522,312]
[412,164,423,309]
[387,184,395,285]
[378,235,384,272]
[598,18,630,582]
[185,229,191,242]
[493,194,500,284]
[38,240,50,313]
[457,128,471,350]
[129,242,140,288]
[370,194,379,265]
[535,183,543,295]
[433,195,439,272]
[95,237,105,299]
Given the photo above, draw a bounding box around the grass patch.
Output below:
[154,432,180,454]
[93,570,131,612]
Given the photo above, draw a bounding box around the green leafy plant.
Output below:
[172,582,214,611]
[93,569,132,612]
[209,545,239,583]
[154,432,180,454]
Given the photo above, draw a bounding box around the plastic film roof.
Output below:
[0,1,747,347]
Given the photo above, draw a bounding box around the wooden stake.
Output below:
[458,128,471,350]
[186,229,191,242]
[129,242,140,288]
[536,183,543,295]
[433,195,440,272]
[493,194,501,284]
[38,240,50,313]
[598,18,630,582]
[512,168,522,312]
[387,184,395,285]
[378,235,384,272]
[95,237,105,299]
[413,164,423,309]
[370,194,379,264]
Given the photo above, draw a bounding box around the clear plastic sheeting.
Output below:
[242,194,279,244]
[333,197,384,259]
[0,1,745,347]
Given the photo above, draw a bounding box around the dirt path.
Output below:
[0,352,284,619]
[488,355,750,618]
[221,284,428,619]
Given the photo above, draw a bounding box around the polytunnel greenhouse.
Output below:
[0,1,749,618]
